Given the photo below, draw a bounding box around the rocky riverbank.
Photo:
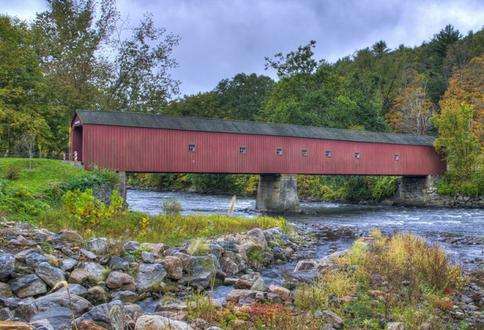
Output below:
[0,221,481,329]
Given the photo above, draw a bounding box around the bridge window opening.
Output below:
[276,148,283,156]
[394,154,400,161]
[325,150,332,158]
[302,149,308,157]
[354,152,361,159]
[188,144,196,152]
[239,146,247,154]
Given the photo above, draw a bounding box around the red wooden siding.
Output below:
[79,124,445,176]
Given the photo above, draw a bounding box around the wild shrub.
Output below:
[187,238,210,255]
[4,164,21,180]
[163,198,182,215]
[295,231,465,329]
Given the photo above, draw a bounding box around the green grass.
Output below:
[0,158,85,195]
[39,208,288,246]
[1,158,288,246]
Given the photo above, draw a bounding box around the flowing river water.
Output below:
[127,189,483,300]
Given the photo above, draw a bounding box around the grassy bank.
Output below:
[0,158,286,245]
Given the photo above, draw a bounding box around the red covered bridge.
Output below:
[70,110,445,212]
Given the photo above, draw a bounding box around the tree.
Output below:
[0,16,53,156]
[433,55,483,195]
[214,73,273,120]
[265,40,320,78]
[102,14,180,112]
[387,70,434,135]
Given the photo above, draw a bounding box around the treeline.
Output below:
[0,0,482,198]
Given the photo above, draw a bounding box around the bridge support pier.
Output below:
[256,174,300,213]
[116,171,127,203]
[396,175,438,206]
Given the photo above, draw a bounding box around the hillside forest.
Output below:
[0,0,482,200]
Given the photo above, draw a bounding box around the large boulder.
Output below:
[35,262,65,288]
[0,251,15,281]
[134,315,193,330]
[136,264,166,291]
[9,274,47,298]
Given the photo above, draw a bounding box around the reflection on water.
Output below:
[127,189,483,269]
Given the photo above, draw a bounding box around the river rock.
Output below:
[74,300,124,329]
[111,290,139,303]
[0,282,13,297]
[294,259,318,272]
[123,241,140,253]
[0,321,32,329]
[10,274,47,298]
[58,230,83,244]
[246,228,267,249]
[60,258,77,271]
[268,284,291,301]
[136,263,166,291]
[106,271,135,291]
[141,252,156,263]
[140,243,165,255]
[386,322,405,330]
[185,255,218,289]
[35,262,65,288]
[24,251,49,268]
[108,256,129,271]
[162,256,184,280]
[77,319,108,330]
[316,310,343,329]
[69,262,106,284]
[86,238,109,255]
[84,286,109,305]
[0,251,15,281]
[30,306,71,330]
[226,289,262,305]
[134,314,193,330]
[235,273,261,289]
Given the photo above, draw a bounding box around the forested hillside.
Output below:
[1,0,482,198]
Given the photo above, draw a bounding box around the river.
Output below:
[127,189,483,272]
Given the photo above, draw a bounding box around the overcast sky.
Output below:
[2,0,483,95]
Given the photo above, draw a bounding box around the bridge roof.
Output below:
[75,110,435,146]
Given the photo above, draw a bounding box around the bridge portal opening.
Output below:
[71,125,83,162]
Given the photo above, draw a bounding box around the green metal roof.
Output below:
[75,110,435,146]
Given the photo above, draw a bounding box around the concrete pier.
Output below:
[256,174,300,213]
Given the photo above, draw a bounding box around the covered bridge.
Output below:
[70,110,445,212]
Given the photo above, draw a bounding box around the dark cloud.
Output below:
[2,0,483,95]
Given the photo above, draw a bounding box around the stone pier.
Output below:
[256,174,300,213]
[396,175,437,206]
[117,171,127,203]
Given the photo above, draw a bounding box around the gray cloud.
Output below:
[2,0,484,95]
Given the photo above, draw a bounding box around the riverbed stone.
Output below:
[136,263,166,291]
[9,274,47,298]
[140,243,165,255]
[74,300,124,329]
[134,314,193,330]
[69,262,106,285]
[106,271,135,291]
[0,251,15,281]
[162,256,184,280]
[60,258,77,271]
[108,256,129,271]
[123,241,140,253]
[246,228,267,249]
[30,307,71,330]
[0,282,13,297]
[58,230,83,244]
[86,238,109,255]
[0,321,32,329]
[84,286,109,305]
[35,262,65,288]
[268,284,291,301]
